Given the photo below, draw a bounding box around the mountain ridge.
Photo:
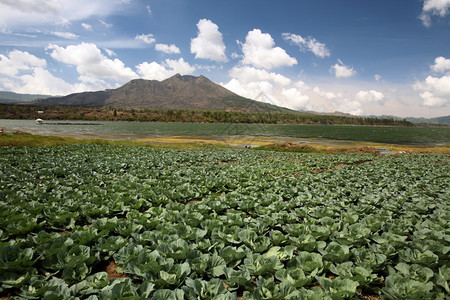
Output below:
[0,75,448,125]
[0,91,54,103]
[31,74,293,113]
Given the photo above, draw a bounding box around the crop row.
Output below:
[0,145,449,299]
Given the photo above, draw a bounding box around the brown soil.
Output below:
[185,200,201,205]
[105,260,127,279]
[360,296,381,300]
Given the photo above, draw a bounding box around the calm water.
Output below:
[0,119,449,145]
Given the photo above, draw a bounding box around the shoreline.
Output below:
[1,130,449,154]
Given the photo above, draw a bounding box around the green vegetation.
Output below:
[0,104,413,126]
[0,132,227,150]
[1,144,448,299]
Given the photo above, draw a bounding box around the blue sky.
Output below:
[0,0,449,117]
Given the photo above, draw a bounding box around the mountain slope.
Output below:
[33,74,292,113]
[0,91,53,104]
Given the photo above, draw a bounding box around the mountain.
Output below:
[373,114,450,126]
[405,115,450,125]
[32,74,292,113]
[0,91,53,104]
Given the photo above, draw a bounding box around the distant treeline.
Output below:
[0,104,413,126]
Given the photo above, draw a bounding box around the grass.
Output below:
[0,132,225,150]
[1,131,449,154]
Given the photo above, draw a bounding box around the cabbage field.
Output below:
[0,145,449,299]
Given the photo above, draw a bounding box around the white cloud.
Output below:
[430,56,450,73]
[355,90,385,104]
[222,66,310,110]
[0,65,105,95]
[374,74,382,81]
[0,1,130,29]
[312,86,366,115]
[0,0,63,14]
[313,86,341,100]
[414,75,450,108]
[190,19,227,62]
[136,58,195,81]
[281,87,310,109]
[46,42,138,83]
[165,58,195,74]
[194,64,220,72]
[81,23,92,30]
[146,5,151,15]
[104,48,116,57]
[56,16,70,27]
[135,33,155,44]
[223,79,276,103]
[331,59,356,78]
[231,52,242,60]
[241,29,297,69]
[51,31,79,39]
[229,66,291,86]
[413,56,450,108]
[419,91,447,107]
[0,48,116,94]
[295,80,310,91]
[0,50,46,76]
[16,67,83,95]
[333,98,363,115]
[282,33,330,58]
[99,20,113,28]
[419,0,450,26]
[155,43,180,54]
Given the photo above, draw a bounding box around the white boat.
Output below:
[35,118,43,124]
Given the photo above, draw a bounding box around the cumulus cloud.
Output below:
[0,50,46,76]
[51,31,79,39]
[0,50,103,95]
[222,66,310,110]
[333,98,363,115]
[355,90,385,104]
[0,47,118,94]
[413,56,450,108]
[312,86,366,115]
[229,66,291,86]
[419,0,450,27]
[419,91,448,107]
[282,33,330,58]
[414,75,450,108]
[190,19,227,62]
[223,79,276,103]
[313,86,342,100]
[240,29,297,69]
[135,34,155,44]
[136,58,195,81]
[331,59,356,78]
[280,87,310,109]
[46,42,138,82]
[430,56,450,73]
[155,43,180,54]
[15,67,85,95]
